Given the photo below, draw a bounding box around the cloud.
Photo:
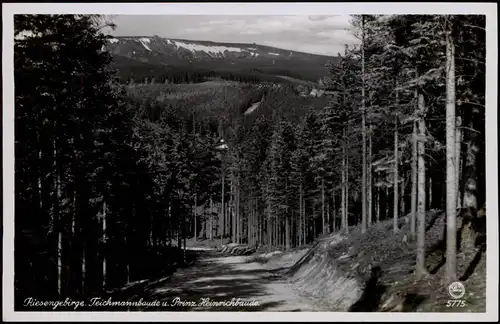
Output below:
[316,30,359,44]
[308,15,332,21]
[222,15,352,34]
[183,26,215,34]
[240,30,263,35]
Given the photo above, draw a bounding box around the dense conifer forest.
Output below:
[14,14,486,310]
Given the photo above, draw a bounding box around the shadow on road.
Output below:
[349,266,386,312]
[106,251,295,311]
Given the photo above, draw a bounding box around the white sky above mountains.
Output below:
[110,15,360,56]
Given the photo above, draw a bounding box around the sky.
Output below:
[109,15,360,56]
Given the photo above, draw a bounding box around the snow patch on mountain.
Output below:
[109,38,119,44]
[138,38,152,51]
[268,52,280,56]
[170,40,243,56]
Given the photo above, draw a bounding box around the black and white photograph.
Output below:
[2,2,498,322]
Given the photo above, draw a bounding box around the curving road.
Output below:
[110,250,324,312]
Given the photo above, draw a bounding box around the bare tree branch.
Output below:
[462,23,486,31]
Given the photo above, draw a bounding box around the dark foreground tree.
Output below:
[14,14,191,308]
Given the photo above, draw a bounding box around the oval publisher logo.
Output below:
[448,281,466,299]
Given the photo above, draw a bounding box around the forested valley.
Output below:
[14,14,486,311]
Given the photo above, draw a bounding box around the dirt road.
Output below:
[112,250,325,312]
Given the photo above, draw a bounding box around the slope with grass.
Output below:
[278,210,487,312]
[210,210,487,312]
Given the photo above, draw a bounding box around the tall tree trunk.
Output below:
[231,174,235,243]
[445,28,457,283]
[194,192,198,242]
[285,214,290,250]
[455,116,462,209]
[52,137,63,299]
[312,210,316,240]
[251,200,255,246]
[257,200,260,247]
[261,202,264,247]
[38,149,44,211]
[301,189,307,245]
[230,176,234,243]
[274,216,278,248]
[341,161,345,231]
[361,15,367,234]
[333,190,336,232]
[236,182,239,245]
[251,198,257,246]
[81,241,86,294]
[376,187,380,223]
[368,125,373,226]
[425,172,431,211]
[251,200,254,246]
[71,189,76,236]
[266,183,270,247]
[411,119,418,239]
[271,217,274,248]
[57,175,62,299]
[299,181,303,246]
[385,187,389,220]
[209,196,213,240]
[258,199,262,247]
[240,181,243,245]
[102,200,107,290]
[221,161,225,246]
[256,199,259,246]
[255,200,258,246]
[236,181,240,244]
[183,210,187,263]
[345,148,349,234]
[151,218,155,248]
[254,198,258,246]
[177,193,182,250]
[401,176,406,216]
[267,217,271,248]
[246,200,250,245]
[321,177,325,234]
[234,185,238,244]
[341,131,346,231]
[394,113,399,233]
[326,199,330,233]
[168,202,172,247]
[416,92,428,278]
[282,215,284,248]
[429,177,433,209]
[123,234,130,285]
[460,128,480,250]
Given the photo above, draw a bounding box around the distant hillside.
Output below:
[105,36,338,83]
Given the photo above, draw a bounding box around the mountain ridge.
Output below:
[108,35,336,58]
[105,35,338,82]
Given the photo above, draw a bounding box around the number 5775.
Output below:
[446,300,466,308]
